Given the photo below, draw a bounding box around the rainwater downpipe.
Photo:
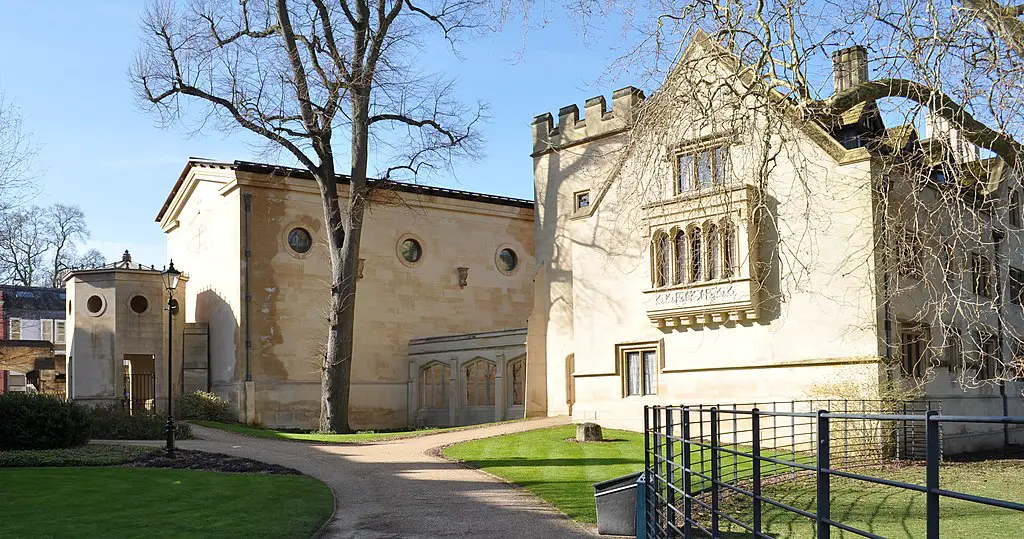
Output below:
[244,193,253,383]
[993,228,1009,446]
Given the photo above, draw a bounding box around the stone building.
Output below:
[63,253,206,412]
[157,159,536,429]
[528,30,1024,452]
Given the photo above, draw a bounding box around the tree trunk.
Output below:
[318,86,371,434]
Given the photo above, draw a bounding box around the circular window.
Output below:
[288,227,313,254]
[130,295,149,314]
[86,295,104,315]
[169,298,180,316]
[497,248,518,275]
[400,238,422,264]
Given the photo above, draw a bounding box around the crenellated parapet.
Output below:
[532,86,646,156]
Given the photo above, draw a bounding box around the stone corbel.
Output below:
[457,267,469,289]
[357,259,365,280]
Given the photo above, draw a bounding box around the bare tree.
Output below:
[0,90,36,212]
[0,208,46,286]
[0,203,104,287]
[131,0,484,432]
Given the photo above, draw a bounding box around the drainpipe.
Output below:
[244,193,253,383]
[992,228,1010,446]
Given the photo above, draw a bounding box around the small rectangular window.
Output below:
[621,344,658,396]
[896,231,923,278]
[42,319,53,343]
[899,323,928,378]
[943,328,961,373]
[55,321,66,344]
[972,253,994,298]
[9,318,21,340]
[979,334,1000,380]
[677,154,693,193]
[1010,268,1024,308]
[713,146,729,185]
[574,190,590,210]
[696,151,713,188]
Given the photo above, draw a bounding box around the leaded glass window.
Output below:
[420,363,451,409]
[465,360,496,406]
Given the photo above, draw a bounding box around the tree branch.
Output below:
[810,78,1024,165]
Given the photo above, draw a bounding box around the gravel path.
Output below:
[138,417,596,538]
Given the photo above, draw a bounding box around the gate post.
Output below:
[925,410,940,539]
[752,408,762,537]
[644,406,652,537]
[653,406,663,535]
[710,407,720,537]
[665,407,675,529]
[682,407,692,539]
[817,410,831,539]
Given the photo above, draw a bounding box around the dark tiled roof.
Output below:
[0,286,66,312]
[156,159,535,221]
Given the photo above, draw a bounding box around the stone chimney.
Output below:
[832,45,869,93]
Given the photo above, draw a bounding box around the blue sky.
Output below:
[0,1,635,268]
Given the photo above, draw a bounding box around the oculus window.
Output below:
[497,248,518,275]
[130,295,149,314]
[400,238,422,264]
[288,227,313,254]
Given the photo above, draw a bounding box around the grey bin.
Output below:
[593,472,643,536]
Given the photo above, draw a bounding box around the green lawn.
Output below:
[0,467,333,539]
[193,419,530,444]
[715,460,1024,538]
[444,425,647,522]
[443,425,1024,537]
[193,420,456,443]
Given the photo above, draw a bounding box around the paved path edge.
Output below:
[430,437,600,536]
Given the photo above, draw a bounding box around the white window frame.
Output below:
[8,318,21,340]
[618,342,661,397]
[41,319,54,343]
[55,320,66,345]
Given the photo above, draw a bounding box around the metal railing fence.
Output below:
[643,401,1024,539]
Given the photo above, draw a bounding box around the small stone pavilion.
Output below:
[65,251,209,412]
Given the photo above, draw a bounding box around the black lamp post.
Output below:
[163,260,182,458]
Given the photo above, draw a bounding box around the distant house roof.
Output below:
[156,158,535,222]
[0,286,66,312]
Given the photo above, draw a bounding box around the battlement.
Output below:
[532,86,646,155]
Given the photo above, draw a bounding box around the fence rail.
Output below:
[643,401,1024,539]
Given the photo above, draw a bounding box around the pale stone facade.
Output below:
[529,31,1024,452]
[64,254,192,412]
[157,160,535,429]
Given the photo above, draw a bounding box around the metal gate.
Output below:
[123,372,156,414]
[643,402,1024,538]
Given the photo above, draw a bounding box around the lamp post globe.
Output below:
[163,261,182,458]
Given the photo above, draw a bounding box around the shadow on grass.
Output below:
[460,457,643,468]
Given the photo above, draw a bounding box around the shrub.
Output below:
[178,391,232,421]
[0,393,91,450]
[87,405,191,440]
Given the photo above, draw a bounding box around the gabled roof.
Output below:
[155,159,534,222]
